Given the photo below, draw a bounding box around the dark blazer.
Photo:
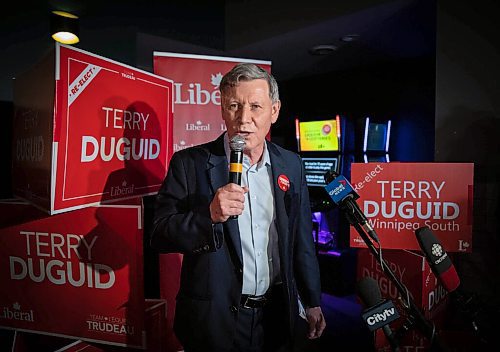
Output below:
[151,133,321,351]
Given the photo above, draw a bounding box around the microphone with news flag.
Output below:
[414,226,460,292]
[324,170,380,244]
[415,226,493,345]
[357,276,401,352]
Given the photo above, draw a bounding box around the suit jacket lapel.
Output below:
[207,136,227,195]
[268,142,290,248]
[207,134,243,266]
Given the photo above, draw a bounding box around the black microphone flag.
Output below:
[415,226,460,292]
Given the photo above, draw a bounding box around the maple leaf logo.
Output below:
[180,140,186,146]
[211,73,223,88]
[13,302,20,310]
[122,180,127,187]
[196,120,202,125]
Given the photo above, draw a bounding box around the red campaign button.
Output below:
[277,174,290,192]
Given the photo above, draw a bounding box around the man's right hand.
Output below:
[210,184,248,223]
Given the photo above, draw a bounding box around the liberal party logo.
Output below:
[110,180,135,197]
[174,140,194,152]
[210,72,223,88]
[0,302,35,322]
[174,72,223,106]
[186,120,211,131]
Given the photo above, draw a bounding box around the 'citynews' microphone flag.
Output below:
[357,277,401,351]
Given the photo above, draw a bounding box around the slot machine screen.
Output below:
[302,157,338,187]
[366,123,388,151]
[299,119,339,152]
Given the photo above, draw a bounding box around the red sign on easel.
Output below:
[0,200,145,347]
[12,43,173,214]
[350,162,473,252]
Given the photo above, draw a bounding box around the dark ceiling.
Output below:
[0,0,435,101]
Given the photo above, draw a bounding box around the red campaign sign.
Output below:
[153,53,271,151]
[10,300,168,352]
[357,249,449,350]
[356,249,448,318]
[12,43,173,214]
[350,163,474,252]
[0,201,145,348]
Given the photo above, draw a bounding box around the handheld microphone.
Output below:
[357,277,401,352]
[229,134,245,185]
[229,134,246,219]
[414,226,460,292]
[324,171,379,243]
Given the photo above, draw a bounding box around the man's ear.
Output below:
[271,100,281,124]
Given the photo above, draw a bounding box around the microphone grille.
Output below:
[229,135,246,151]
[324,170,339,183]
[356,276,382,307]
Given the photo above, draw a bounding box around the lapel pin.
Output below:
[277,174,290,192]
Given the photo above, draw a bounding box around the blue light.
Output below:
[385,120,392,152]
[363,117,369,153]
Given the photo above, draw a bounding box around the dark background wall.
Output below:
[435,0,500,305]
[277,56,436,163]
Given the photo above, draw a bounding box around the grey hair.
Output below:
[219,63,280,103]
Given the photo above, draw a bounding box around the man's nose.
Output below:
[239,106,252,123]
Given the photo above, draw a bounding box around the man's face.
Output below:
[221,79,280,157]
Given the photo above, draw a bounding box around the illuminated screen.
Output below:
[303,157,338,187]
[366,123,387,151]
[299,120,339,151]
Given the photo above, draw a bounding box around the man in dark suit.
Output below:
[151,63,325,352]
